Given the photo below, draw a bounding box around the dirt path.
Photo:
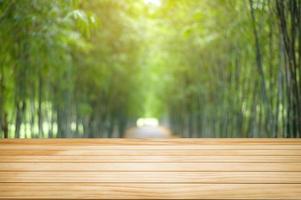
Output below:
[124,126,172,138]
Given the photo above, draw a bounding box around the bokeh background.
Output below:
[0,0,300,138]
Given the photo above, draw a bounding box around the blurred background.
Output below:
[0,0,300,138]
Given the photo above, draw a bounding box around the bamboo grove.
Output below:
[0,0,300,138]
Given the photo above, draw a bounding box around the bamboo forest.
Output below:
[0,0,300,138]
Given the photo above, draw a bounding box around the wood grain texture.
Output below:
[2,162,301,171]
[1,138,301,145]
[2,144,301,150]
[1,171,301,183]
[0,139,301,199]
[2,149,301,156]
[1,155,301,163]
[0,183,301,199]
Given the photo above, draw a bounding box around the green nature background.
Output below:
[0,0,300,138]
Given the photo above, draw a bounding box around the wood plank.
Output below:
[2,149,301,156]
[2,162,301,172]
[1,171,301,183]
[0,183,300,199]
[0,155,300,163]
[2,144,301,150]
[1,138,301,145]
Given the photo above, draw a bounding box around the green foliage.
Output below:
[0,0,300,138]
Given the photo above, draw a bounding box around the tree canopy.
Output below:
[0,0,300,138]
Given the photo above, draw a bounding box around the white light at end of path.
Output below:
[137,118,159,127]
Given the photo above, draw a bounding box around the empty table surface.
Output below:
[0,139,301,199]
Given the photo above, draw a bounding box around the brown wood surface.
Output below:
[0,139,301,199]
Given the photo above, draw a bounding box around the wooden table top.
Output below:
[0,139,301,199]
